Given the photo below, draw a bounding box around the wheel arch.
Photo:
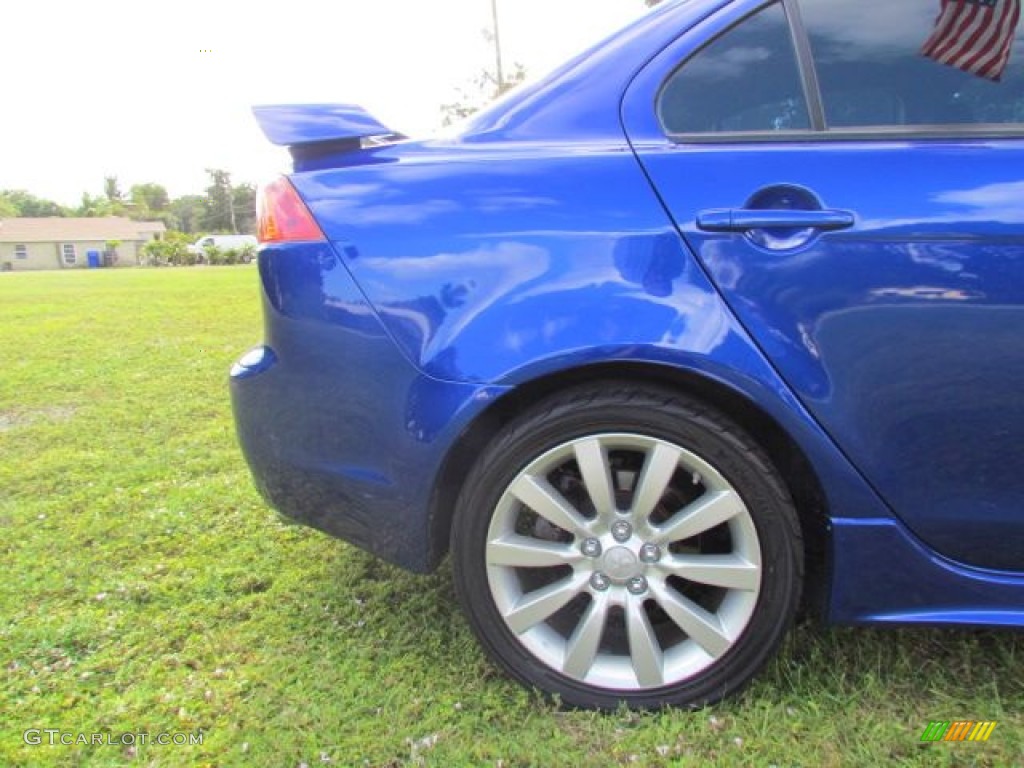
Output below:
[428,360,831,616]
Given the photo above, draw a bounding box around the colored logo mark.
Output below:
[921,721,997,742]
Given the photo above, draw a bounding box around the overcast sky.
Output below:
[1,1,648,206]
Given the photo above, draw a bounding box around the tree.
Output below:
[130,183,170,214]
[0,190,67,217]
[123,183,173,226]
[141,231,192,266]
[1,176,256,233]
[169,195,205,234]
[103,175,124,203]
[441,62,528,125]
[75,192,115,218]
[203,168,237,233]
[232,183,257,235]
[440,4,528,126]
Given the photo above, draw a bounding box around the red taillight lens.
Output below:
[257,176,325,243]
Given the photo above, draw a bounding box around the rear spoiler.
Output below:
[252,103,406,167]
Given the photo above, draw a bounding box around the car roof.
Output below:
[457,0,728,143]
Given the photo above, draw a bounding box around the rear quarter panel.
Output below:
[289,139,892,528]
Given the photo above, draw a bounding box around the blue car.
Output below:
[231,0,1024,709]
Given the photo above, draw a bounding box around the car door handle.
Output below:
[696,209,855,232]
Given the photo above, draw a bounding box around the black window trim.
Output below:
[672,123,1024,144]
[660,0,1024,144]
[783,0,825,131]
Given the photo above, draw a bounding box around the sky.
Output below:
[1,0,649,207]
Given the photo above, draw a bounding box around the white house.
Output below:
[0,217,167,271]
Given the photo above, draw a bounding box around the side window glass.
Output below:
[658,2,810,135]
[800,0,1024,128]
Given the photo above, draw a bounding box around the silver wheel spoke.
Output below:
[660,554,760,591]
[649,489,743,545]
[573,438,616,517]
[505,574,587,634]
[650,581,732,658]
[625,593,664,687]
[563,592,610,679]
[509,474,590,538]
[487,535,579,568]
[631,442,681,525]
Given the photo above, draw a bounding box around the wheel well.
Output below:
[428,362,830,616]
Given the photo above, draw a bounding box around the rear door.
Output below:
[623,0,1024,570]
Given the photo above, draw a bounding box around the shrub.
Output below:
[204,245,223,265]
[141,234,191,267]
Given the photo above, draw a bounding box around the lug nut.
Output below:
[627,576,648,595]
[590,572,611,591]
[580,538,602,558]
[611,521,632,542]
[639,543,661,563]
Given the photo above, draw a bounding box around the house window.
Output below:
[61,243,77,265]
[14,244,27,260]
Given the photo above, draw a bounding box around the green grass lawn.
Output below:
[0,267,1020,767]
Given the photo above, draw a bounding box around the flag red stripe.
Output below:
[922,2,962,57]
[921,0,948,55]
[957,1,1011,74]
[964,1,1020,78]
[928,2,983,60]
[922,0,1020,81]
[947,3,999,68]
[937,3,989,62]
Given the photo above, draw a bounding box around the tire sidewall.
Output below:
[451,387,802,709]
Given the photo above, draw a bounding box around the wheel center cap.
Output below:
[602,546,640,582]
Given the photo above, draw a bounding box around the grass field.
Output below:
[0,267,1021,767]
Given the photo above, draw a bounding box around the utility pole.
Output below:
[490,0,505,89]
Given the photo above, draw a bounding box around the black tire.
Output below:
[451,382,803,709]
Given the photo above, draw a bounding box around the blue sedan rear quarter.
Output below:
[232,0,1024,708]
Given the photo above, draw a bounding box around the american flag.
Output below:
[921,0,1021,81]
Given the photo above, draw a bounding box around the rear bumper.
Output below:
[829,517,1024,627]
[230,243,504,571]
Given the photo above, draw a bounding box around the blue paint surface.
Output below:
[231,0,1024,626]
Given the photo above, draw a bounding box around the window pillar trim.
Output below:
[782,0,826,132]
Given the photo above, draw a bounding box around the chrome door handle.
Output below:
[697,209,855,232]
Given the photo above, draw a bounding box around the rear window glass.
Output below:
[658,2,810,134]
[800,0,1024,128]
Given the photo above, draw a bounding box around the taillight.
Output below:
[257,176,325,243]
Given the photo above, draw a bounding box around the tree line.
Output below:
[8,1,658,236]
[0,169,256,235]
